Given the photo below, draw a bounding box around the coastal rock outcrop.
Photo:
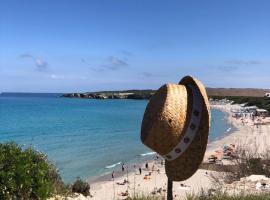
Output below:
[61,91,155,100]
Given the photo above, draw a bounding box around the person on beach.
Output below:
[122,163,125,172]
[139,167,142,175]
[145,162,148,170]
[112,171,115,180]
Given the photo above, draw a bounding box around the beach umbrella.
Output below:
[140,76,211,199]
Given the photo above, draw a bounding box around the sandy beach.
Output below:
[207,103,270,157]
[87,102,270,200]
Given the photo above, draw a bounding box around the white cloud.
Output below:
[35,58,48,71]
[50,74,65,79]
[109,56,128,66]
[49,74,87,80]
[19,54,33,58]
[88,56,129,72]
[19,53,48,71]
[225,59,262,66]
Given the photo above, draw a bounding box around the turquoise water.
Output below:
[0,94,232,183]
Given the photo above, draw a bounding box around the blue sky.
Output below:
[0,0,270,92]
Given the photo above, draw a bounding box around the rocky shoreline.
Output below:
[61,91,154,100]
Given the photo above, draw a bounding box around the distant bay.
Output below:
[0,93,233,183]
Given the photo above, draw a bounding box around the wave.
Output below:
[105,162,121,169]
[226,127,232,132]
[140,152,156,156]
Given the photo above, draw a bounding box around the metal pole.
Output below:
[133,164,136,198]
[126,165,129,193]
[113,178,115,200]
[167,178,173,200]
[133,171,136,198]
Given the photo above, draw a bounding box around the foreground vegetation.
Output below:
[128,145,270,200]
[186,192,270,200]
[126,192,270,200]
[0,142,90,200]
[2,142,270,199]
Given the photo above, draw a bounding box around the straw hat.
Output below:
[141,76,210,181]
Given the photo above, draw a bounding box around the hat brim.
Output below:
[165,76,211,181]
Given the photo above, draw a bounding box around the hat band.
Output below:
[162,84,203,161]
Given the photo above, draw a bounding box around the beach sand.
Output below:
[89,163,215,200]
[207,103,270,158]
[88,103,270,200]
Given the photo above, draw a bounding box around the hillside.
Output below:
[206,88,270,97]
[61,88,270,99]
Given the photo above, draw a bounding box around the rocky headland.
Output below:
[61,90,155,100]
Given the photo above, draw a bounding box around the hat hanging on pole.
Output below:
[140,76,211,181]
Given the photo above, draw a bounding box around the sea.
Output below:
[0,93,234,183]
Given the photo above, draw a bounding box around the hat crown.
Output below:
[141,83,189,155]
[140,76,211,181]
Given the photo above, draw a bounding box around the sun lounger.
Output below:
[143,176,150,180]
[116,182,125,185]
[118,191,129,196]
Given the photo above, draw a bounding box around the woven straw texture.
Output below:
[140,76,210,181]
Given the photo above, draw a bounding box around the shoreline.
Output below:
[88,106,234,185]
[204,104,238,158]
[206,103,270,158]
[87,151,160,184]
[87,103,270,199]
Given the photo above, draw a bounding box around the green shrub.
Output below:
[222,146,270,183]
[71,178,90,196]
[186,191,270,200]
[0,142,67,200]
[127,192,270,200]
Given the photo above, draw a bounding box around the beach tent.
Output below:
[256,109,269,117]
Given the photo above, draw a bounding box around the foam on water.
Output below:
[105,162,121,169]
[140,152,156,156]
[226,127,232,132]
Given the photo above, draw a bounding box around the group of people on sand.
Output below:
[119,162,145,175]
[108,155,195,198]
[208,143,236,163]
[232,109,268,127]
[111,155,163,178]
[142,161,161,180]
[110,156,164,198]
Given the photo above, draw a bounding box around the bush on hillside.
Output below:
[71,178,90,196]
[186,191,270,200]
[225,145,270,183]
[0,142,67,200]
[127,192,270,200]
